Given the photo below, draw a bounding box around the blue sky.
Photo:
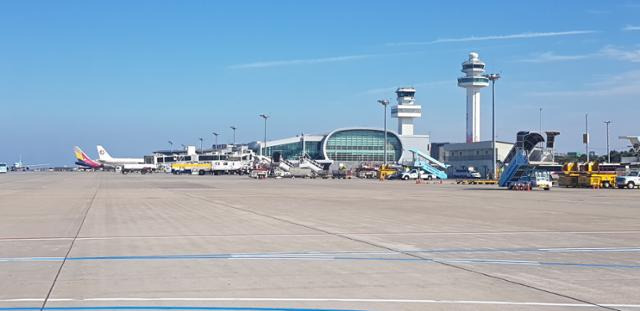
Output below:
[1,1,639,165]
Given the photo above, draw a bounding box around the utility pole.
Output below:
[377,99,389,165]
[539,108,543,134]
[168,140,173,152]
[230,126,237,145]
[604,120,612,163]
[585,113,590,162]
[259,114,269,156]
[212,132,219,149]
[485,73,500,179]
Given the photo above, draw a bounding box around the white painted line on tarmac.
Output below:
[352,230,640,235]
[540,247,640,252]
[3,231,640,243]
[0,238,74,242]
[0,297,639,308]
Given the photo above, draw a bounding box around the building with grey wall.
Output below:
[442,140,513,179]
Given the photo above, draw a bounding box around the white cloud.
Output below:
[520,52,593,63]
[229,54,376,69]
[387,30,598,46]
[529,70,640,96]
[520,45,640,64]
[622,25,640,31]
[229,51,424,69]
[600,45,640,62]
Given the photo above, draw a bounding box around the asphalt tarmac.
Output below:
[1,172,639,311]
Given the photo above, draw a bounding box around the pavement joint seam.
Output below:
[39,179,100,311]
[182,192,621,311]
[4,229,640,241]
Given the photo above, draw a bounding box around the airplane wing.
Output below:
[24,163,49,167]
[619,136,640,151]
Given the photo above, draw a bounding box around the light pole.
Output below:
[539,108,543,133]
[199,138,203,153]
[377,99,389,165]
[585,113,590,163]
[259,114,269,156]
[212,132,219,149]
[604,120,612,163]
[230,126,237,145]
[168,140,173,152]
[538,107,544,150]
[485,73,500,179]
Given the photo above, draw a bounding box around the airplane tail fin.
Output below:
[74,146,89,161]
[96,145,113,161]
[74,146,101,168]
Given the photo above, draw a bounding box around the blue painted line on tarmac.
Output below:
[408,247,640,254]
[0,306,365,311]
[2,253,640,269]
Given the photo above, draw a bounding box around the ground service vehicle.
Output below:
[401,169,436,180]
[617,171,640,189]
[0,163,7,173]
[289,167,316,178]
[578,172,617,188]
[378,165,397,180]
[499,131,559,190]
[171,162,211,175]
[451,168,481,179]
[559,162,580,187]
[528,170,553,190]
[561,162,617,188]
[121,163,156,174]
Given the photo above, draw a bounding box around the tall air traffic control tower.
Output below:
[457,52,489,143]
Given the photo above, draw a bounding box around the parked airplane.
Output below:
[74,146,103,169]
[97,145,145,165]
[11,155,49,171]
[96,145,155,173]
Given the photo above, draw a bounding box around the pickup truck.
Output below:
[616,171,640,189]
[401,169,436,180]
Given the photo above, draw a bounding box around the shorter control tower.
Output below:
[457,52,489,143]
[391,87,422,136]
[390,87,429,165]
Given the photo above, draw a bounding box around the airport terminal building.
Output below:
[249,127,409,166]
[248,88,431,168]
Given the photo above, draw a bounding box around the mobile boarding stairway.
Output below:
[254,155,295,172]
[498,131,558,187]
[408,148,450,180]
[299,157,324,173]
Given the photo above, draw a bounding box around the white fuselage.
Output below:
[99,158,144,165]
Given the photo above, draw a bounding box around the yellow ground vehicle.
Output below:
[170,162,212,175]
[558,162,580,187]
[578,163,617,188]
[378,165,397,180]
[560,162,617,188]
